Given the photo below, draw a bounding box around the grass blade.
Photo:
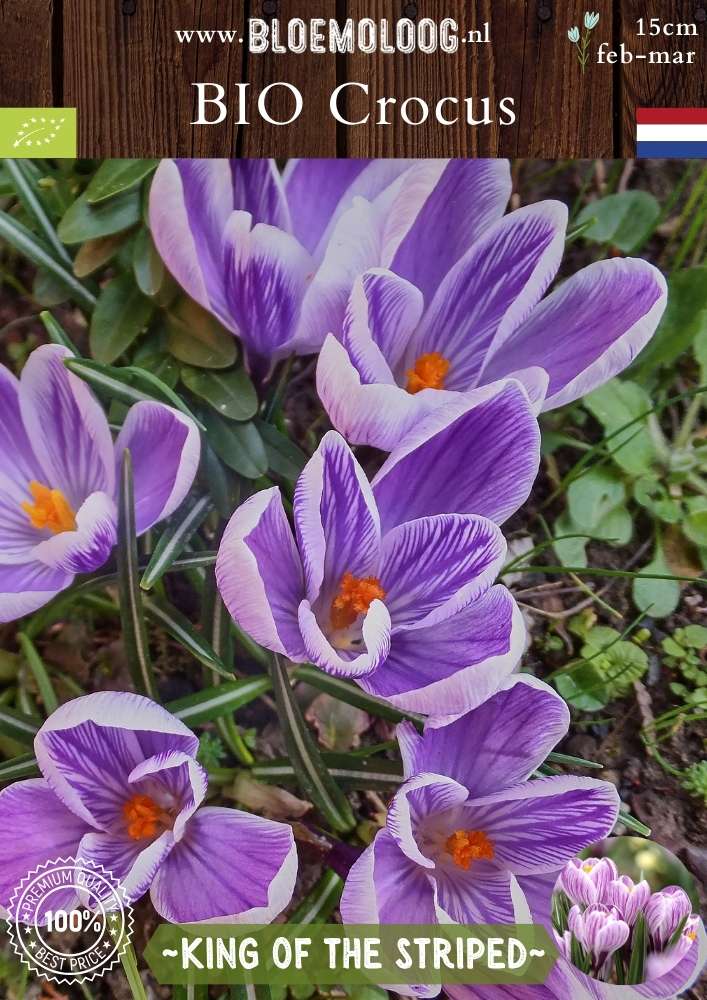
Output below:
[142,595,231,677]
[0,704,41,745]
[627,912,648,985]
[0,209,96,311]
[168,677,270,726]
[253,752,404,792]
[40,310,81,354]
[289,870,343,924]
[17,632,58,714]
[4,159,72,266]
[0,753,40,785]
[117,450,158,699]
[292,664,425,730]
[269,653,356,832]
[141,496,213,590]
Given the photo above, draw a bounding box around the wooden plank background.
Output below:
[1,0,707,157]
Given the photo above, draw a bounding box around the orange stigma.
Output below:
[123,794,167,840]
[330,572,386,630]
[21,481,76,534]
[406,352,450,394]
[446,829,495,870]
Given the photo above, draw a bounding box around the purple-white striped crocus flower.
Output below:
[317,198,668,450]
[560,857,619,907]
[605,874,651,926]
[340,676,620,979]
[644,886,694,951]
[568,903,630,968]
[0,345,200,623]
[215,414,531,718]
[0,693,297,923]
[148,159,511,381]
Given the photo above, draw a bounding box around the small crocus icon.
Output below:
[568,11,600,72]
[584,11,600,29]
[568,26,580,42]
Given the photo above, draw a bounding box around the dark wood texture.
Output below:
[2,0,707,156]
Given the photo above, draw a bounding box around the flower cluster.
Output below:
[554,855,703,988]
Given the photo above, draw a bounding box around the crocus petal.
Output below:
[387,773,469,868]
[404,675,569,796]
[389,159,512,306]
[231,160,291,230]
[298,597,391,679]
[340,828,437,925]
[0,561,73,624]
[223,212,314,375]
[0,363,43,502]
[293,432,381,603]
[406,202,567,389]
[216,487,306,660]
[149,159,234,322]
[361,586,524,717]
[373,380,540,530]
[433,866,516,924]
[481,257,668,409]
[34,692,198,830]
[463,776,620,875]
[639,923,706,999]
[128,750,208,839]
[77,829,174,905]
[316,335,455,451]
[380,514,506,629]
[32,491,116,574]
[150,807,297,923]
[113,401,200,536]
[19,345,115,510]
[0,779,89,911]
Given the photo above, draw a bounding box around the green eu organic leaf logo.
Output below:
[13,114,66,150]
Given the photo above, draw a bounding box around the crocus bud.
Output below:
[571,903,630,961]
[645,886,693,950]
[559,857,618,906]
[605,875,651,925]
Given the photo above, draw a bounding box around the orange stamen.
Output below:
[123,794,165,840]
[446,829,495,870]
[406,352,450,394]
[330,572,386,630]
[21,481,76,534]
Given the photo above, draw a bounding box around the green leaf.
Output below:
[33,266,70,306]
[288,870,343,925]
[292,664,424,729]
[64,357,205,431]
[627,912,647,985]
[253,752,404,792]
[684,508,707,547]
[554,661,609,711]
[633,267,707,378]
[57,189,141,244]
[132,227,165,297]
[140,496,213,590]
[576,191,661,252]
[142,595,231,677]
[567,467,627,532]
[40,311,80,354]
[166,297,237,369]
[182,366,258,421]
[3,159,72,266]
[0,753,40,785]
[0,210,96,311]
[584,380,657,475]
[90,274,154,363]
[17,632,58,714]
[553,512,589,568]
[269,653,356,832]
[256,419,308,481]
[167,677,271,727]
[0,705,41,746]
[117,450,158,699]
[695,326,707,383]
[85,159,159,203]
[633,542,681,619]
[682,624,707,649]
[73,232,128,277]
[203,410,268,479]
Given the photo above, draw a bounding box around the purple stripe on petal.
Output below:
[230,160,290,230]
[463,776,620,875]
[283,159,372,255]
[78,829,174,906]
[216,487,307,660]
[406,675,570,797]
[35,692,198,830]
[113,401,200,536]
[298,597,390,679]
[362,586,524,717]
[390,159,513,306]
[293,432,381,603]
[433,865,516,924]
[19,345,115,510]
[343,270,425,382]
[32,491,116,574]
[150,806,297,923]
[0,779,88,912]
[482,257,668,410]
[380,514,506,630]
[0,561,73,623]
[407,202,567,389]
[373,380,540,530]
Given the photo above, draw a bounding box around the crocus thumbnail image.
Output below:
[317,202,667,450]
[149,159,512,381]
[339,675,620,996]
[215,382,541,717]
[0,345,200,623]
[0,692,297,923]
